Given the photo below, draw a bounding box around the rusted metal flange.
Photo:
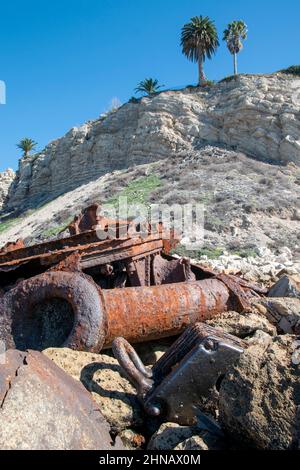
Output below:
[0,271,107,352]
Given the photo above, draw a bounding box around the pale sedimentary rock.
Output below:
[4,74,300,212]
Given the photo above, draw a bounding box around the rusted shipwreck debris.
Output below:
[0,204,266,352]
[113,323,246,425]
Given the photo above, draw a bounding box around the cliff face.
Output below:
[4,73,300,212]
[0,169,15,210]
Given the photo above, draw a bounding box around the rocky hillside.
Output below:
[0,144,299,279]
[0,72,299,280]
[1,73,300,213]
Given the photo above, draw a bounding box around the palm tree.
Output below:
[17,138,37,158]
[223,21,248,75]
[135,78,164,96]
[181,16,219,84]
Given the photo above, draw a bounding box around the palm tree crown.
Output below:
[135,78,164,96]
[181,16,219,84]
[223,21,248,75]
[17,138,38,157]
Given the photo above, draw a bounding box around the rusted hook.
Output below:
[112,337,153,397]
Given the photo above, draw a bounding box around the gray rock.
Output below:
[268,275,300,298]
[0,168,15,210]
[255,297,300,333]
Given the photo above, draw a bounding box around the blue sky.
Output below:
[0,0,299,172]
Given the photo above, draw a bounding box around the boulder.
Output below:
[43,347,144,432]
[255,297,300,334]
[134,338,175,366]
[206,310,276,337]
[0,349,124,450]
[219,334,300,449]
[174,435,213,451]
[268,274,300,298]
[118,429,146,449]
[148,419,225,451]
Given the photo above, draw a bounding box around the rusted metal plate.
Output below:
[0,349,124,450]
[152,255,196,285]
[0,231,164,270]
[113,324,246,425]
[0,239,25,255]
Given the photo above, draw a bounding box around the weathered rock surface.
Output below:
[219,334,300,449]
[148,420,225,450]
[0,349,124,450]
[268,274,300,298]
[0,168,15,210]
[134,338,175,366]
[1,145,300,265]
[4,74,300,213]
[43,347,144,432]
[254,297,300,334]
[118,429,146,449]
[206,310,276,337]
[197,247,300,284]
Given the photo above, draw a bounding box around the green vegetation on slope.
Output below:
[106,174,162,208]
[172,245,258,260]
[41,217,74,239]
[0,217,23,234]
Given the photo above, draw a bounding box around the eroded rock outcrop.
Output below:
[219,333,300,449]
[5,73,300,212]
[0,168,15,211]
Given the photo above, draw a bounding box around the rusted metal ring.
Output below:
[4,271,107,352]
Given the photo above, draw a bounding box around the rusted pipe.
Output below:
[102,278,231,347]
[0,271,238,352]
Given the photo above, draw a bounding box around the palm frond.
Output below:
[134,78,164,95]
[17,138,38,156]
[181,16,219,63]
[223,20,248,54]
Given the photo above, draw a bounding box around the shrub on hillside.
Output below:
[279,65,300,76]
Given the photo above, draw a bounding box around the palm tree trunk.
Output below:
[198,58,206,84]
[233,53,238,75]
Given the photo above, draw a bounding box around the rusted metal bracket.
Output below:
[113,323,246,425]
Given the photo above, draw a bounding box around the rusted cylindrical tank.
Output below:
[102,278,230,346]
